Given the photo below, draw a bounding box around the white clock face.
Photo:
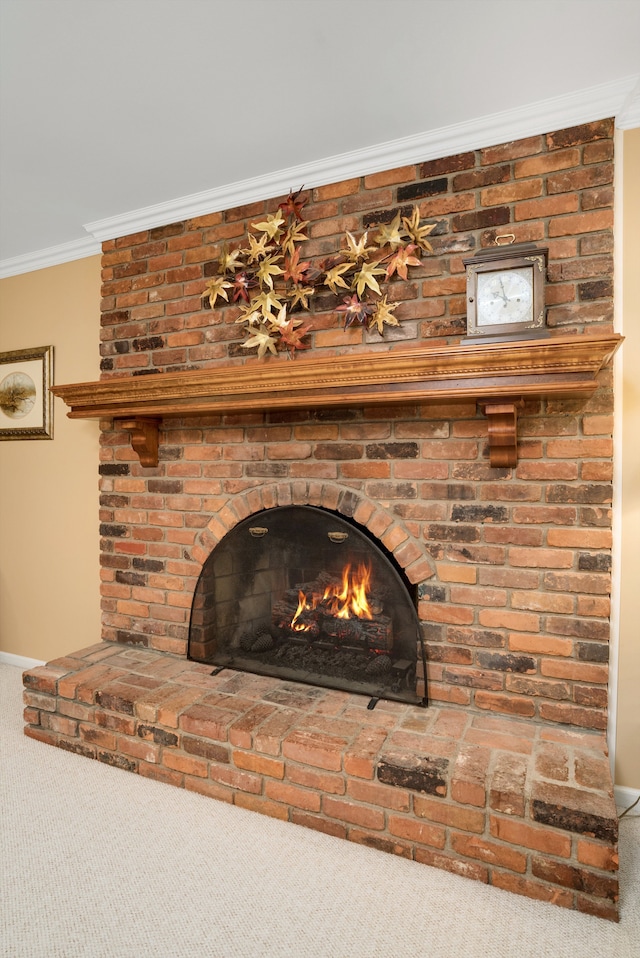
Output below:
[476,266,534,327]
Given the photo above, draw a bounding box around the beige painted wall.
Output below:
[616,127,640,789]
[0,256,102,662]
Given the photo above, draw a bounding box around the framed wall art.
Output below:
[0,345,54,440]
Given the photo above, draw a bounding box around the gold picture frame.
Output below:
[0,345,54,440]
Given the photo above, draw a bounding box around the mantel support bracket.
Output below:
[480,400,524,468]
[118,418,161,467]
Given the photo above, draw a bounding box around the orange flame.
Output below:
[290,562,373,631]
[292,590,312,631]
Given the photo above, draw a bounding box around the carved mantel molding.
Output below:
[52,332,622,468]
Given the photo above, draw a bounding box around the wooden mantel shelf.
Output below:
[52,332,622,468]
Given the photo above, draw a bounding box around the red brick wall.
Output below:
[97,119,615,733]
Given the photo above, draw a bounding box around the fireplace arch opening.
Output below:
[188,505,427,706]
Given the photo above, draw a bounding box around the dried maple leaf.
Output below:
[268,304,292,329]
[279,320,312,354]
[402,206,436,252]
[283,248,311,284]
[202,276,232,309]
[244,232,273,263]
[235,307,262,327]
[386,244,422,280]
[374,213,406,250]
[242,324,279,359]
[251,289,284,319]
[335,294,375,328]
[278,187,308,221]
[342,230,376,262]
[231,271,254,303]
[324,262,352,293]
[256,254,284,290]
[251,210,286,242]
[289,284,315,310]
[303,265,324,286]
[218,245,244,274]
[370,295,401,334]
[320,254,346,271]
[353,260,387,298]
[281,220,309,258]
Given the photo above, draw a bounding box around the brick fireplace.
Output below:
[24,118,622,919]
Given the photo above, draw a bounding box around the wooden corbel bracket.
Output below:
[480,400,524,468]
[118,418,161,467]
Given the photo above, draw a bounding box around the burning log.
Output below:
[271,565,393,653]
[361,616,393,652]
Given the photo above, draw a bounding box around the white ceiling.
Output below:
[1,0,639,275]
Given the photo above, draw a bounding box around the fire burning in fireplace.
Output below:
[291,562,374,630]
[274,563,393,658]
[188,505,426,705]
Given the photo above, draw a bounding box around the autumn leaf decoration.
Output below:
[327,210,435,334]
[201,191,435,357]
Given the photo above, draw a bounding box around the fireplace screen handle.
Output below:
[249,528,348,542]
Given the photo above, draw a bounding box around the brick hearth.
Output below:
[23,643,618,920]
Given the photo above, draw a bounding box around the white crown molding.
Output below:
[1,74,637,278]
[0,237,101,279]
[616,75,640,129]
[84,74,639,244]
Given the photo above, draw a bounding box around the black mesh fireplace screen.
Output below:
[188,506,427,706]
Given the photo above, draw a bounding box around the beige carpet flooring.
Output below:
[1,663,638,958]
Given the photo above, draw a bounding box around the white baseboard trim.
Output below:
[615,785,640,814]
[0,651,46,670]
